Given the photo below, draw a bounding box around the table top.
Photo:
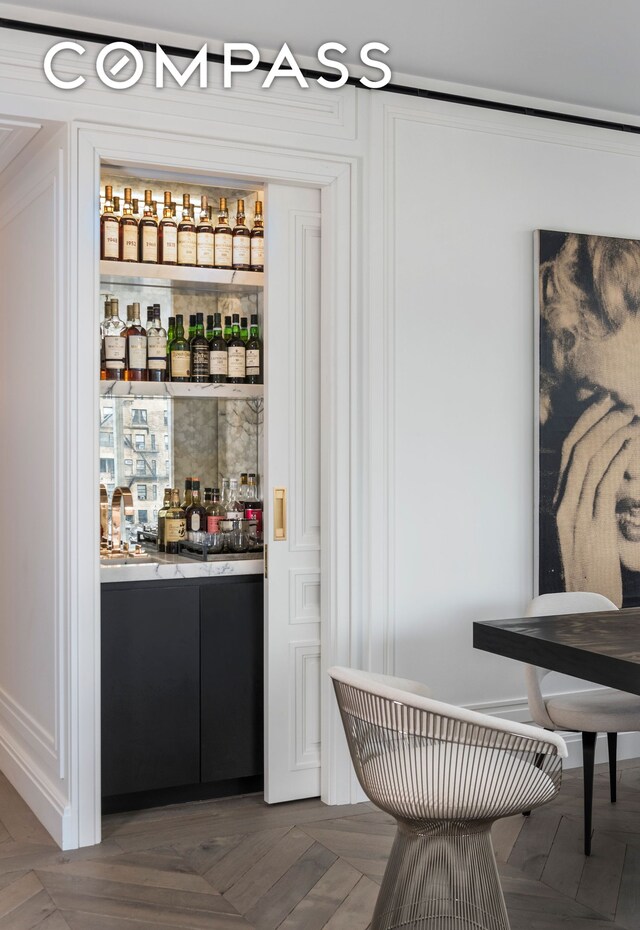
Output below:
[473,608,640,696]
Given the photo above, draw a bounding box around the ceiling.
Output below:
[7,0,640,117]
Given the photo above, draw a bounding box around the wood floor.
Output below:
[1,760,640,928]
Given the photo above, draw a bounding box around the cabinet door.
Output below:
[101,584,200,797]
[200,579,264,783]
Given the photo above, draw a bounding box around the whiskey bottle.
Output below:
[245,314,263,384]
[124,302,147,381]
[232,199,251,270]
[191,312,210,382]
[158,191,177,265]
[157,487,172,552]
[209,312,227,383]
[188,314,196,343]
[177,193,197,266]
[214,197,233,269]
[146,306,154,327]
[100,295,111,380]
[132,198,140,220]
[206,488,225,534]
[182,477,193,509]
[138,190,158,263]
[223,315,232,342]
[227,313,246,383]
[196,196,214,268]
[113,195,121,217]
[205,314,214,341]
[244,473,263,541]
[100,185,119,261]
[119,187,139,262]
[166,315,176,377]
[186,479,207,537]
[226,478,245,520]
[103,299,126,380]
[239,472,249,502]
[164,488,187,554]
[250,200,264,272]
[240,316,249,343]
[147,306,167,382]
[170,314,191,382]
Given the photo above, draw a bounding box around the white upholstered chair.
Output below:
[330,666,566,930]
[525,592,640,855]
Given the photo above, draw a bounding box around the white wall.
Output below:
[370,96,640,710]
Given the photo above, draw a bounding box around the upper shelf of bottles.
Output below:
[100,261,263,294]
[100,380,263,399]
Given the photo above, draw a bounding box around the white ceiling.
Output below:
[7,0,640,117]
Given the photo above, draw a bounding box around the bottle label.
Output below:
[165,518,186,542]
[214,233,233,267]
[121,228,138,261]
[103,222,119,259]
[177,230,197,264]
[251,237,264,266]
[246,349,260,375]
[210,349,228,376]
[245,506,263,536]
[192,346,209,378]
[228,345,246,378]
[127,334,147,370]
[161,226,177,262]
[141,226,158,261]
[104,335,126,368]
[207,514,221,534]
[233,236,251,265]
[147,333,167,370]
[171,349,191,378]
[190,513,201,532]
[197,232,214,266]
[227,509,244,520]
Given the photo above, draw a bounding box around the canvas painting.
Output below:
[537,229,640,609]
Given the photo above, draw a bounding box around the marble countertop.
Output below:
[100,550,264,583]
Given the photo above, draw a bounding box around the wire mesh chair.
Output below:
[330,666,567,930]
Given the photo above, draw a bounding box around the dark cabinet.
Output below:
[101,584,200,797]
[101,575,263,806]
[201,580,264,782]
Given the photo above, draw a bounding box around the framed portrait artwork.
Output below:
[536,229,640,609]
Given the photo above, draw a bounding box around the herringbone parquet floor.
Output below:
[1,759,640,928]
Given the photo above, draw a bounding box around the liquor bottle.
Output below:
[124,302,147,381]
[214,197,233,269]
[166,315,176,378]
[100,185,119,261]
[119,187,139,262]
[158,191,177,265]
[164,488,187,554]
[100,296,111,380]
[226,478,245,520]
[103,298,126,379]
[244,473,263,541]
[191,312,210,383]
[251,200,264,272]
[188,314,196,342]
[156,487,172,553]
[206,488,225,535]
[170,314,191,381]
[239,472,249,502]
[232,199,251,270]
[132,198,140,219]
[223,315,232,342]
[205,314,214,342]
[220,476,231,511]
[113,195,121,217]
[227,313,246,383]
[146,306,154,327]
[196,196,214,268]
[245,314,263,384]
[138,190,158,263]
[177,193,197,266]
[147,306,167,382]
[204,487,212,506]
[209,312,228,383]
[186,479,207,537]
[240,316,249,343]
[182,477,193,509]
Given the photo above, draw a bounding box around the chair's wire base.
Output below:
[372,821,509,930]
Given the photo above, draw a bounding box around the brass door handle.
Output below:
[273,487,287,540]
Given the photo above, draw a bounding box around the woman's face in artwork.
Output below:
[572,315,640,571]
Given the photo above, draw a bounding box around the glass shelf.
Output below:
[100,261,263,294]
[100,381,263,399]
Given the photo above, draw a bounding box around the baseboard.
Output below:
[468,694,640,770]
[0,714,71,847]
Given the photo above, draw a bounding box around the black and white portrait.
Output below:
[538,230,640,608]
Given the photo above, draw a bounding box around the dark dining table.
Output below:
[473,608,640,696]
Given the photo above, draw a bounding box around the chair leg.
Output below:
[607,732,617,803]
[582,731,597,857]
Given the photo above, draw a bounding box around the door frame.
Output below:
[72,122,360,847]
